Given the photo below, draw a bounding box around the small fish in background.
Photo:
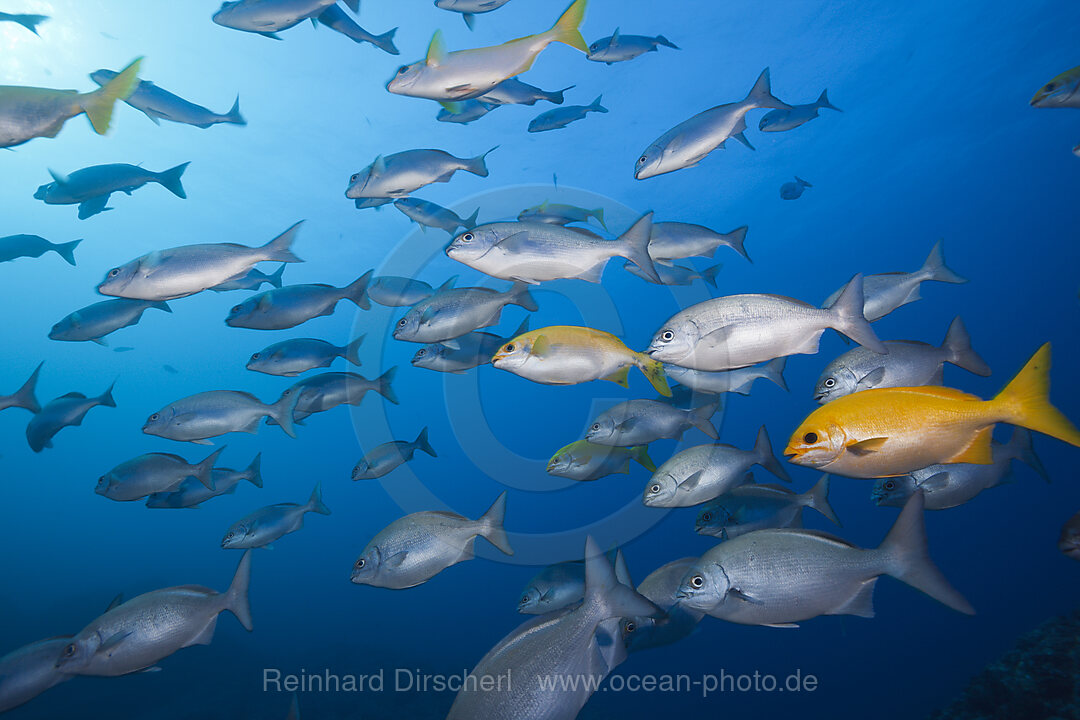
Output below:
[224,271,372,330]
[49,299,172,345]
[394,198,478,237]
[664,358,788,397]
[528,95,607,132]
[350,492,512,589]
[0,11,48,35]
[434,0,514,30]
[162,364,179,374]
[98,221,303,301]
[620,558,705,654]
[147,452,263,509]
[96,447,225,502]
[366,275,436,306]
[0,636,73,713]
[222,484,330,549]
[270,369,398,425]
[54,552,253,676]
[759,89,841,132]
[345,147,496,199]
[779,176,812,200]
[643,425,791,508]
[635,68,790,179]
[317,4,398,55]
[90,69,245,128]
[517,549,629,614]
[212,0,357,39]
[437,100,498,124]
[34,162,189,219]
[586,28,679,64]
[871,429,1047,510]
[546,439,654,482]
[0,234,81,266]
[246,336,365,376]
[491,325,671,396]
[209,264,286,292]
[1073,143,1080,157]
[26,382,116,452]
[0,363,42,415]
[648,274,885,372]
[1060,510,1080,560]
[478,78,573,106]
[647,222,749,264]
[1030,65,1080,108]
[814,316,991,404]
[143,389,299,443]
[676,493,975,625]
[623,260,721,287]
[113,346,135,352]
[586,399,720,447]
[387,0,587,101]
[393,280,537,344]
[412,317,529,373]
[821,240,967,322]
[518,201,605,228]
[0,57,139,148]
[695,475,840,539]
[786,344,1080,478]
[351,427,436,480]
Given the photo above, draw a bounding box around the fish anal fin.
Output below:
[603,366,630,387]
[945,425,994,465]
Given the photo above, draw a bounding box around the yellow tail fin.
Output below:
[549,0,588,53]
[83,57,141,135]
[993,343,1080,447]
[638,355,672,397]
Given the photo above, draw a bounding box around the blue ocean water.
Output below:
[1,0,1079,718]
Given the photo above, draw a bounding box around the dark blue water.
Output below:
[2,0,1079,718]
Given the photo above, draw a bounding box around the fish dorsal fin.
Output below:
[438,275,458,292]
[531,334,552,356]
[610,27,621,45]
[105,593,124,612]
[48,168,70,185]
[60,392,87,400]
[846,437,888,456]
[426,30,448,67]
[885,386,982,402]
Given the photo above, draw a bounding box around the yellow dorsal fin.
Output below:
[874,386,982,402]
[426,30,448,66]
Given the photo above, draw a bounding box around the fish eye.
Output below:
[397,65,409,75]
[355,558,366,569]
[107,268,120,277]
[591,423,601,431]
[660,330,674,342]
[231,305,242,313]
[416,349,426,357]
[884,480,896,491]
[397,318,408,327]
[520,595,529,604]
[624,621,636,633]
[803,432,818,443]
[350,173,358,182]
[650,483,660,494]
[505,343,515,352]
[824,378,835,388]
[149,413,159,422]
[283,388,292,396]
[63,643,76,658]
[1045,82,1057,91]
[639,155,648,164]
[702,512,712,522]
[461,232,474,242]
[689,575,704,589]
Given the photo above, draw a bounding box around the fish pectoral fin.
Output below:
[945,425,995,464]
[48,168,70,185]
[698,325,735,350]
[532,334,552,356]
[137,666,163,673]
[383,550,409,568]
[603,366,630,387]
[77,195,111,219]
[845,437,888,456]
[190,439,214,446]
[257,294,274,311]
[491,230,530,249]
[919,472,950,491]
[445,84,476,97]
[728,588,762,605]
[614,417,638,432]
[98,631,132,654]
[761,622,800,629]
[679,470,704,491]
[856,367,887,389]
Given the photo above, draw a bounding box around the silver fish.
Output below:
[1030,66,1080,109]
[49,299,171,345]
[635,68,790,179]
[477,78,572,106]
[676,493,974,626]
[623,260,721,287]
[434,0,514,30]
[517,549,629,614]
[212,0,354,38]
[643,426,790,508]
[0,363,42,415]
[0,234,81,265]
[97,221,303,301]
[820,241,967,322]
[393,280,537,343]
[517,202,605,228]
[90,69,245,128]
[779,176,811,200]
[585,399,720,447]
[345,148,495,199]
[317,4,398,55]
[759,89,841,132]
[54,552,253,676]
[871,429,1047,511]
[274,368,398,424]
[1060,510,1080,560]
[446,212,660,284]
[350,492,512,589]
[225,271,371,329]
[209,264,285,292]
[143,389,298,443]
[247,336,365,376]
[438,100,498,124]
[34,163,189,219]
[394,198,478,237]
[695,475,840,539]
[620,558,704,654]
[527,95,607,132]
[96,447,224,502]
[147,453,263,509]
[366,275,436,306]
[0,11,48,35]
[647,222,749,263]
[0,637,72,713]
[664,357,788,396]
[222,484,330,548]
[647,274,886,372]
[813,316,991,404]
[26,383,116,453]
[351,426,436,479]
[586,28,679,64]
[412,317,529,373]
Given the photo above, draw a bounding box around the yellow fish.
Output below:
[785,344,1080,478]
[492,325,672,396]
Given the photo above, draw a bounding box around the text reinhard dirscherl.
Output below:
[262,668,819,698]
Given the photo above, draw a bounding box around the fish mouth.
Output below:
[812,393,826,403]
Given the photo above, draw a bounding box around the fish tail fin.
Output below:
[98,381,117,408]
[83,56,141,134]
[753,425,791,482]
[992,344,1080,447]
[267,264,287,289]
[589,95,608,113]
[478,491,514,555]
[743,67,790,110]
[828,273,888,353]
[629,445,656,472]
[507,281,539,312]
[244,452,264,487]
[53,238,82,266]
[920,239,966,284]
[260,221,304,263]
[344,269,373,309]
[1001,428,1049,482]
[373,27,399,55]
[654,34,679,49]
[690,400,721,439]
[306,482,331,515]
[465,146,498,177]
[194,445,226,490]
[14,13,48,34]
[761,357,789,392]
[551,84,575,104]
[724,226,750,262]
[795,176,812,188]
[816,89,842,112]
[12,362,43,414]
[342,334,366,367]
[375,366,399,404]
[618,211,660,283]
[583,536,657,620]
[224,95,246,125]
[156,162,190,199]
[269,391,299,438]
[700,263,722,287]
[878,493,974,615]
[225,550,254,631]
[941,316,991,377]
[548,0,589,53]
[462,207,480,230]
[413,426,437,457]
[805,474,841,525]
[636,355,671,397]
